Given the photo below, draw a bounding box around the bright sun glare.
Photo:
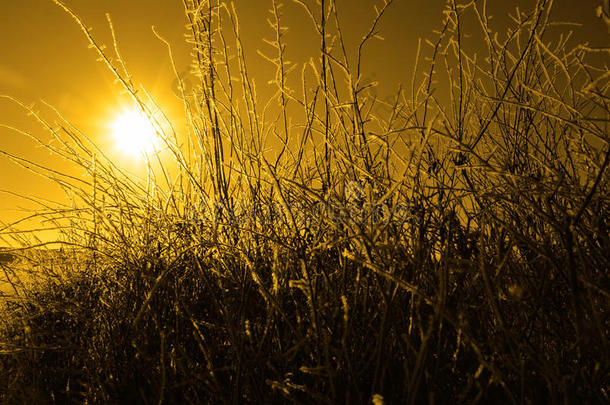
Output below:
[111,110,159,157]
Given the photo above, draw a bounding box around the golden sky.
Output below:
[0,0,607,238]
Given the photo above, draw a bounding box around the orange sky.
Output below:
[0,0,607,240]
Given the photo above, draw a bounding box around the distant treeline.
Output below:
[0,248,82,265]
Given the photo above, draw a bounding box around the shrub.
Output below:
[1,0,608,403]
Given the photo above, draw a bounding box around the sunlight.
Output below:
[111,109,159,157]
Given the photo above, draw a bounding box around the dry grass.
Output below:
[0,0,609,403]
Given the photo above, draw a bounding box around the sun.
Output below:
[111,110,160,157]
